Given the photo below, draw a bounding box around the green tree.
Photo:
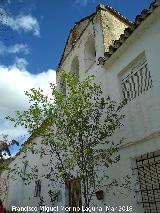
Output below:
[6,71,126,208]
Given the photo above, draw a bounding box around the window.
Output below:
[60,77,66,96]
[133,151,160,213]
[120,56,152,102]
[71,56,79,75]
[84,36,96,71]
[34,180,41,197]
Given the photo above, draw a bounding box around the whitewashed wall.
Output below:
[96,6,160,213]
[3,137,66,210]
[60,5,160,213]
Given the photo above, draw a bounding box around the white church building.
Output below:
[1,1,160,212]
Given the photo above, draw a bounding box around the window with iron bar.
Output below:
[120,56,152,102]
[133,151,160,213]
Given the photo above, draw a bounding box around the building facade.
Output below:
[1,1,160,213]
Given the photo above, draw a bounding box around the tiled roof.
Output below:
[98,0,160,65]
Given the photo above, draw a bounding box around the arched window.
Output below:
[71,56,79,75]
[84,36,96,70]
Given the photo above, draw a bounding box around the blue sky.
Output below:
[0,0,153,72]
[0,0,153,151]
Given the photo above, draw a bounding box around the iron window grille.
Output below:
[121,57,152,102]
[133,151,160,213]
[34,180,41,197]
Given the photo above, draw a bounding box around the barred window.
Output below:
[133,151,160,213]
[121,57,152,102]
[34,180,41,197]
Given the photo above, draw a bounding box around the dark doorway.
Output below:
[68,178,82,213]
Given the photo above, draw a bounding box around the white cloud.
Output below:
[0,41,30,55]
[8,43,30,54]
[2,11,40,37]
[0,60,56,140]
[13,57,29,70]
[75,0,95,7]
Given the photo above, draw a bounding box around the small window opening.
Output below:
[60,77,66,96]
[34,180,41,197]
[71,56,79,75]
[84,36,96,71]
